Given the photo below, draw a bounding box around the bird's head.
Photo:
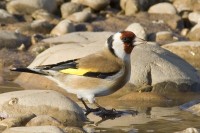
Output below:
[106,31,146,60]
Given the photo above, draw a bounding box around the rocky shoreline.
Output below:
[0,0,200,132]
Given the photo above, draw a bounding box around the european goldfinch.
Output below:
[11,31,143,116]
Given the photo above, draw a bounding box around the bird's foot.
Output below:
[95,107,123,118]
[95,107,138,119]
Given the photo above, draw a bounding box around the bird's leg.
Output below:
[79,98,100,115]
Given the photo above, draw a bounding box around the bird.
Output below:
[11,31,145,116]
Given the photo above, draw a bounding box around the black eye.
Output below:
[122,37,133,43]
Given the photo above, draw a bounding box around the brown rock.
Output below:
[162,41,200,68]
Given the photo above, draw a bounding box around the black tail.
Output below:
[10,67,47,75]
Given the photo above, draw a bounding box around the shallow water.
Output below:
[0,80,200,133]
[83,106,200,133]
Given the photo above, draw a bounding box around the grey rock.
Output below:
[60,2,83,18]
[14,32,200,95]
[67,11,91,23]
[125,23,146,40]
[6,0,57,15]
[0,9,17,23]
[148,2,177,14]
[72,0,110,11]
[50,19,75,36]
[131,42,200,91]
[0,90,86,127]
[0,31,30,50]
[2,126,65,133]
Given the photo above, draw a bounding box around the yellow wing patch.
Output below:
[59,68,93,76]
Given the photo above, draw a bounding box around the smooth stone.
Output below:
[60,2,83,18]
[26,115,85,132]
[188,12,200,24]
[50,19,75,36]
[148,2,177,15]
[14,32,200,95]
[30,20,54,34]
[2,126,65,133]
[162,41,200,68]
[0,90,86,127]
[0,114,36,128]
[0,30,30,50]
[173,0,200,13]
[149,31,174,44]
[175,128,200,133]
[120,0,167,12]
[180,99,200,116]
[67,11,91,23]
[32,9,54,21]
[181,28,189,36]
[187,24,200,41]
[26,115,63,128]
[18,20,54,34]
[71,0,110,11]
[6,0,57,15]
[0,9,17,23]
[125,23,146,40]
[124,0,139,16]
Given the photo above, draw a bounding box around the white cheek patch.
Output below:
[112,32,127,59]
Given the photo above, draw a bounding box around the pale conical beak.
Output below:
[133,37,147,46]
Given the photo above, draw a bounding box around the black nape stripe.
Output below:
[107,35,116,57]
[83,71,119,79]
